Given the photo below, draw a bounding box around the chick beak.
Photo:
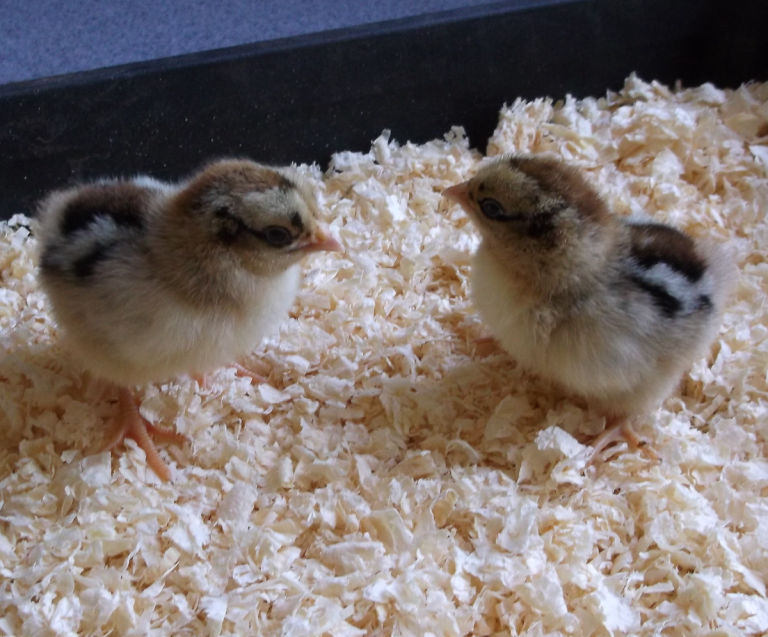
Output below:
[443,181,472,210]
[297,228,342,253]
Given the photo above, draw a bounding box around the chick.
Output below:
[444,155,733,460]
[36,159,340,480]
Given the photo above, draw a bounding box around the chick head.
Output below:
[172,159,338,275]
[444,155,612,255]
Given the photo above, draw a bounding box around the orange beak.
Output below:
[298,228,342,253]
[442,181,472,210]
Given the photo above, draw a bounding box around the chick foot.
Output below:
[587,417,659,466]
[194,363,267,389]
[232,362,268,384]
[100,387,186,481]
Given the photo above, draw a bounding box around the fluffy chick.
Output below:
[36,158,340,480]
[444,155,734,460]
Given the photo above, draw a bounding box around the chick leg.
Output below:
[100,387,185,481]
[588,417,659,465]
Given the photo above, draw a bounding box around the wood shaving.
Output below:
[1,75,767,636]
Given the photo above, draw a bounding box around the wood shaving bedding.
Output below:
[1,74,767,635]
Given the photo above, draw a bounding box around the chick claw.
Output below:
[194,363,267,389]
[232,362,268,384]
[587,417,660,466]
[100,388,186,481]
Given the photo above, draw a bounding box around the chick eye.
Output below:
[262,225,293,247]
[479,198,507,220]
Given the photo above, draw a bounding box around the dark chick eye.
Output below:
[262,225,293,247]
[479,198,507,220]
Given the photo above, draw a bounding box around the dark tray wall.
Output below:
[0,0,764,218]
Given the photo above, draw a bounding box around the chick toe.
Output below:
[588,417,659,466]
[100,388,183,481]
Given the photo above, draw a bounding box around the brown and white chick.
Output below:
[36,158,340,480]
[444,155,734,461]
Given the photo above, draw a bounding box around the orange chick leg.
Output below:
[100,387,186,481]
[588,416,659,465]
